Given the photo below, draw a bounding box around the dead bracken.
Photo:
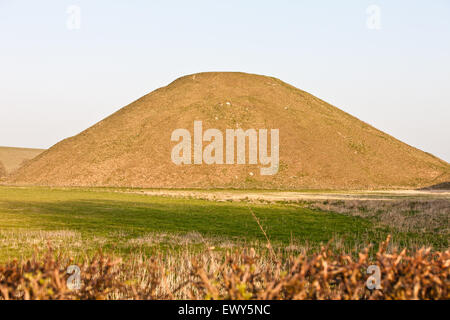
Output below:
[0,237,448,300]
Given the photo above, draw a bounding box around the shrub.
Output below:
[0,237,448,300]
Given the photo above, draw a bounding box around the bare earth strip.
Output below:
[128,189,450,202]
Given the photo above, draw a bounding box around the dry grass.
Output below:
[2,227,442,267]
[305,199,450,234]
[0,236,448,300]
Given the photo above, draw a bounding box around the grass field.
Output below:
[0,186,447,263]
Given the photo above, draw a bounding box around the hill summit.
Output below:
[8,72,449,189]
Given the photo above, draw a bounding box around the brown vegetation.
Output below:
[7,72,449,189]
[0,237,448,300]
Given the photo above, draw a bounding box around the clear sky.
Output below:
[1,0,449,162]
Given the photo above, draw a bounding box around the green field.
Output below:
[0,186,446,262]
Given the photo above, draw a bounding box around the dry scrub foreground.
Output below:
[0,237,448,300]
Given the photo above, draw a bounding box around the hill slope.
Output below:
[7,72,450,189]
[0,161,6,179]
[0,146,45,177]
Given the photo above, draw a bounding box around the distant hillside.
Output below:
[0,146,45,176]
[8,72,450,189]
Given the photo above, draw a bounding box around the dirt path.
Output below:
[127,189,450,203]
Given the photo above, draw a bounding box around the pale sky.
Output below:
[1,0,449,162]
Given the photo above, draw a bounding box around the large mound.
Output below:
[8,72,450,189]
[0,146,45,175]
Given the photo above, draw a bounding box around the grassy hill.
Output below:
[0,146,45,178]
[7,72,450,189]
